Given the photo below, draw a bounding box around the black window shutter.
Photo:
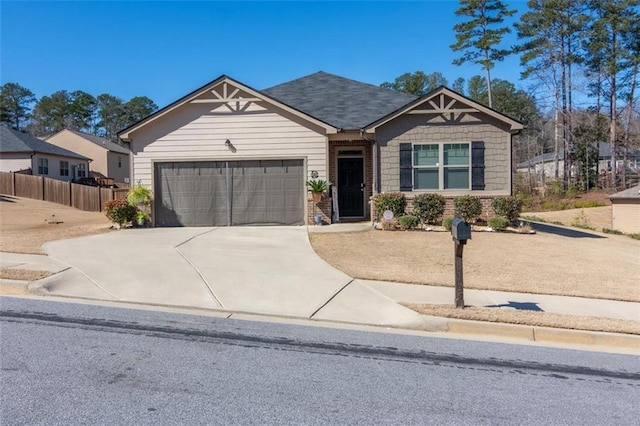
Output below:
[471,141,485,190]
[399,143,413,191]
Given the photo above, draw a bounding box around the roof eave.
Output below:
[118,75,338,140]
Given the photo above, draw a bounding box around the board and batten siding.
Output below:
[129,102,328,188]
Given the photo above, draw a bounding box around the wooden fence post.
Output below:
[41,176,45,200]
[12,172,16,196]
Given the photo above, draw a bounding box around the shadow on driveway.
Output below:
[526,221,605,239]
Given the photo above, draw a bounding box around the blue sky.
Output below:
[1,1,528,108]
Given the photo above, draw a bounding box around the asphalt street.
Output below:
[2,297,639,425]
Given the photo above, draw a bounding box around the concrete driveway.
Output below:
[42,227,435,328]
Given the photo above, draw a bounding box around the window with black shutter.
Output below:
[471,141,485,190]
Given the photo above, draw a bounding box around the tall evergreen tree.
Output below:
[380,71,448,95]
[584,0,640,187]
[0,83,35,130]
[515,0,588,188]
[450,0,516,108]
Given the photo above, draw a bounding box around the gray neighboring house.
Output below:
[0,126,91,182]
[46,129,130,183]
[517,143,640,178]
[118,71,523,227]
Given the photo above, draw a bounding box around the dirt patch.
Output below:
[309,222,639,302]
[407,304,640,335]
[0,269,52,281]
[523,206,613,231]
[0,196,112,254]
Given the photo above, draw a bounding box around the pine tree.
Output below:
[450,0,516,108]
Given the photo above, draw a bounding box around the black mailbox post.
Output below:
[451,218,471,308]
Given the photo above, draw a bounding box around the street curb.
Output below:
[447,318,640,351]
[1,284,638,352]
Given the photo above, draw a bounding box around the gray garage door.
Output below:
[154,160,304,227]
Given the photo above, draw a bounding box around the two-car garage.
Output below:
[154,159,305,227]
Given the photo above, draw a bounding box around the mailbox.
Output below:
[451,217,471,242]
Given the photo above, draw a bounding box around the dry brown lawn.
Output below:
[523,206,613,231]
[0,195,112,254]
[309,222,639,302]
[310,209,639,334]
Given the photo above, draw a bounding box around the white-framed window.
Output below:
[38,158,49,175]
[413,143,470,190]
[60,161,69,176]
[77,163,87,178]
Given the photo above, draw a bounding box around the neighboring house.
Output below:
[118,72,522,227]
[516,143,640,179]
[609,186,640,234]
[0,126,90,182]
[46,129,130,183]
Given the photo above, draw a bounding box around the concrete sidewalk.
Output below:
[0,224,638,351]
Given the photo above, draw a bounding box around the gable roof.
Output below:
[0,126,90,160]
[364,86,523,133]
[262,71,418,130]
[118,75,338,140]
[48,129,130,155]
[609,185,640,200]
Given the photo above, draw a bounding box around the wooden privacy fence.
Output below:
[0,172,128,212]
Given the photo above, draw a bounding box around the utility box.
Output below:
[451,218,471,242]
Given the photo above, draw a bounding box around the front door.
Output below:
[337,157,364,217]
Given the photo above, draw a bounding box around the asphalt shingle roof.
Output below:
[61,129,130,154]
[609,185,640,200]
[262,71,418,129]
[0,126,89,160]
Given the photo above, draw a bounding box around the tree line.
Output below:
[0,83,157,143]
[382,0,639,191]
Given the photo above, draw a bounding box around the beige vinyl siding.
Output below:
[0,154,31,173]
[130,102,328,187]
[46,131,105,175]
[612,201,640,234]
[31,154,89,182]
[106,151,130,183]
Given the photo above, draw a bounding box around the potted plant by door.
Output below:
[136,210,149,227]
[306,179,330,203]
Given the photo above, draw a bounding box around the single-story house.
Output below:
[117,72,523,227]
[46,129,130,183]
[609,185,640,234]
[517,143,640,179]
[0,125,91,182]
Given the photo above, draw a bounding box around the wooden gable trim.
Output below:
[364,87,524,133]
[118,75,338,140]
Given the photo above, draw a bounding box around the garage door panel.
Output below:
[155,160,304,227]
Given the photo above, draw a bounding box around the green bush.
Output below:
[573,200,606,209]
[487,216,510,231]
[372,192,406,218]
[397,215,419,230]
[453,195,482,222]
[412,193,445,224]
[491,196,523,222]
[602,228,624,235]
[442,216,454,231]
[104,199,137,228]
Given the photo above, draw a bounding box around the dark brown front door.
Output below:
[337,157,364,217]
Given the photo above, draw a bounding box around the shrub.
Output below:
[442,216,454,231]
[412,193,445,224]
[487,216,510,231]
[571,210,595,230]
[491,196,523,222]
[372,192,406,218]
[453,195,482,222]
[397,215,419,230]
[602,228,623,235]
[104,199,137,228]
